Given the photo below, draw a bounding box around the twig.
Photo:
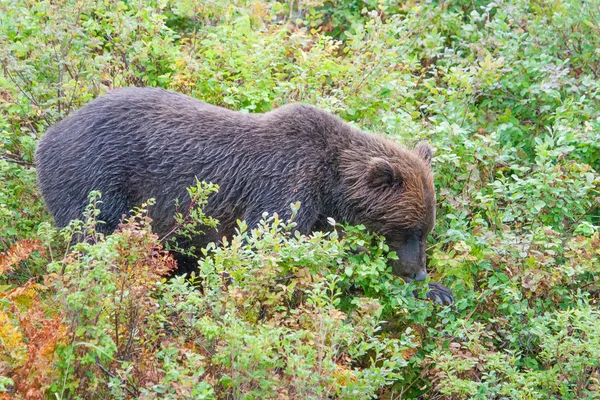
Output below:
[463,291,486,324]
[7,68,54,127]
[396,367,428,398]
[0,154,35,168]
[95,360,138,397]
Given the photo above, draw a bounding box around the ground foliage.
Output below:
[0,0,599,398]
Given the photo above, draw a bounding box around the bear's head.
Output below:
[341,141,436,282]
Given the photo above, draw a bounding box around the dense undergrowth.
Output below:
[1,0,599,398]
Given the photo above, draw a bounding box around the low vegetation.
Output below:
[1,0,599,398]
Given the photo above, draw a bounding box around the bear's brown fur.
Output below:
[36,87,452,303]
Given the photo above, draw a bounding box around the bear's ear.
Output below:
[415,141,433,165]
[367,157,402,188]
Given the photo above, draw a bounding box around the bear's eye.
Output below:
[390,176,403,188]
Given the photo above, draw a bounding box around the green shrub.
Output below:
[38,192,428,398]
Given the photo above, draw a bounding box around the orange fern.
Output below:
[0,239,43,275]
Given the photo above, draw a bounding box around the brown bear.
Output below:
[36,87,453,304]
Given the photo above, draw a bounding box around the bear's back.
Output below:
[35,88,347,234]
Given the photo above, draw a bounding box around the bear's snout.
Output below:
[414,270,428,281]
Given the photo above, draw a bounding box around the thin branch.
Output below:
[6,68,54,127]
[95,360,139,397]
[0,154,35,168]
[4,68,40,107]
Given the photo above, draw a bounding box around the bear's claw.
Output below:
[425,282,454,305]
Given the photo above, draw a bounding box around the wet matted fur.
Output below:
[36,87,453,304]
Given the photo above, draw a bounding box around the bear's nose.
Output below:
[414,271,428,281]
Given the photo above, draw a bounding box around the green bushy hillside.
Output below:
[1,0,599,398]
